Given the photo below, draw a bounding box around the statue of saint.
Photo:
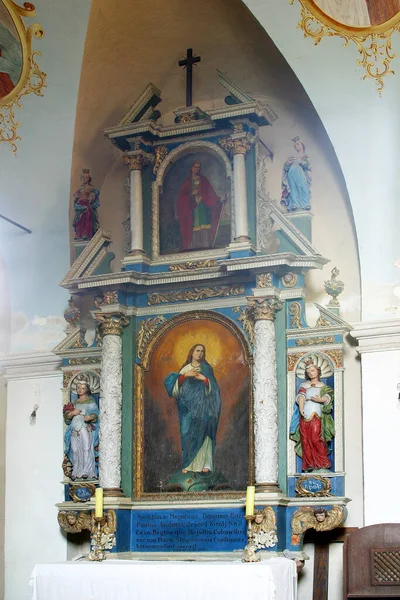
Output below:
[72,169,100,240]
[281,138,311,213]
[177,161,223,251]
[289,359,334,472]
[164,344,221,474]
[63,376,99,480]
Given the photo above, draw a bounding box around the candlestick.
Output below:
[95,487,103,518]
[245,485,255,516]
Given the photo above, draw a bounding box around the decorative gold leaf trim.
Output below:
[290,0,400,94]
[0,1,46,152]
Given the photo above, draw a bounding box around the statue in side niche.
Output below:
[63,373,99,480]
[72,168,100,240]
[289,357,334,472]
[281,137,311,212]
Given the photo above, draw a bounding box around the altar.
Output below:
[30,558,297,600]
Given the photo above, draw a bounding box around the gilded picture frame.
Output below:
[290,0,400,92]
[134,310,254,500]
[0,0,46,152]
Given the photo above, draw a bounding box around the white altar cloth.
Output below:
[30,558,297,600]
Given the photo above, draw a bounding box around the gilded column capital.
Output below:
[248,297,283,321]
[95,313,129,336]
[231,136,252,156]
[218,134,253,157]
[124,152,153,171]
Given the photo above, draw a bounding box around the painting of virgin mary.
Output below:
[141,317,251,495]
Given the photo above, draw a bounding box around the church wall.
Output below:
[4,369,66,600]
[361,347,400,525]
[0,377,6,599]
[0,0,91,355]
[0,254,10,593]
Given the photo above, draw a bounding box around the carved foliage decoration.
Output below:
[0,0,46,152]
[137,316,166,362]
[233,305,255,345]
[289,0,400,94]
[287,352,307,372]
[295,336,335,346]
[289,302,304,329]
[148,285,244,305]
[169,259,218,271]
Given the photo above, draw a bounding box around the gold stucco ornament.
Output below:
[290,0,400,93]
[0,0,46,152]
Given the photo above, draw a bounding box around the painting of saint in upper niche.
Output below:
[159,151,231,255]
[289,354,335,474]
[313,0,400,27]
[143,317,250,494]
[0,2,22,100]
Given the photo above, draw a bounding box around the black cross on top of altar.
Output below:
[178,48,201,107]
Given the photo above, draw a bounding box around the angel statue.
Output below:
[289,355,335,473]
[291,505,346,545]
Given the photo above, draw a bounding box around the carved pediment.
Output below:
[118,83,162,125]
[60,229,114,288]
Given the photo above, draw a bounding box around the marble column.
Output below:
[96,313,128,496]
[232,137,251,242]
[250,297,282,492]
[124,155,148,255]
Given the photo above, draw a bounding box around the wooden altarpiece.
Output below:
[54,69,350,560]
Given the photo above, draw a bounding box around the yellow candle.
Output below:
[95,487,103,518]
[245,485,255,516]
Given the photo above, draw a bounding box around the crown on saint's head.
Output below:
[292,136,300,143]
[304,359,315,368]
[82,168,90,174]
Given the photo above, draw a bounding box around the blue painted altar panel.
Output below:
[131,508,247,552]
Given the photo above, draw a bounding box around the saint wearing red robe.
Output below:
[177,161,222,251]
[289,362,335,472]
